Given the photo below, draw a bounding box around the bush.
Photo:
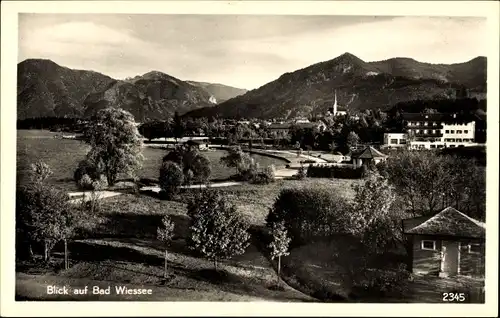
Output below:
[251,165,275,184]
[159,161,184,199]
[307,164,364,179]
[77,173,108,191]
[78,174,94,190]
[295,165,307,180]
[74,159,100,182]
[267,188,351,244]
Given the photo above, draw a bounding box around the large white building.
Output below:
[383,113,479,150]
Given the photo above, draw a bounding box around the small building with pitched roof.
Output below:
[402,207,485,278]
[350,146,388,167]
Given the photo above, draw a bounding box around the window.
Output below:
[457,130,463,134]
[464,130,468,134]
[450,130,455,134]
[424,122,428,126]
[430,145,436,149]
[421,240,436,250]
[456,138,462,142]
[445,130,450,134]
[437,145,444,148]
[468,243,481,254]
[450,145,456,148]
[390,139,398,144]
[433,122,437,126]
[432,130,436,134]
[400,139,407,144]
[408,122,413,126]
[423,130,428,134]
[416,130,420,134]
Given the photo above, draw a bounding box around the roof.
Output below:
[351,146,388,159]
[402,112,476,124]
[403,207,485,239]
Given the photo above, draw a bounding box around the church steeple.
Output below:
[333,90,338,116]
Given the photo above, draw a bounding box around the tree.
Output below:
[30,160,53,185]
[16,185,76,265]
[157,215,175,279]
[348,172,399,254]
[172,111,185,143]
[192,154,212,187]
[163,145,211,186]
[268,221,291,288]
[159,161,184,198]
[187,191,251,271]
[346,131,360,149]
[84,108,144,186]
[380,150,453,215]
[220,146,251,176]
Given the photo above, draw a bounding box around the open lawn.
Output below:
[17,130,286,191]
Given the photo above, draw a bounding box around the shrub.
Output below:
[159,161,184,199]
[78,174,94,190]
[295,165,307,180]
[267,188,351,244]
[251,165,275,184]
[74,159,100,182]
[306,164,364,179]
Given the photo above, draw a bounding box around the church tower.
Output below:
[333,90,338,116]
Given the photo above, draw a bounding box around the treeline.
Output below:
[17,117,83,131]
[389,98,487,115]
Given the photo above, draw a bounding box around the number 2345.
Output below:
[442,292,466,302]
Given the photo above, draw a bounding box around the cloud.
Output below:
[18,15,488,89]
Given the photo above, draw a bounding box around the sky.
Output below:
[18,14,488,90]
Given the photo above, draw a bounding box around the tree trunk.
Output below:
[44,240,48,262]
[277,255,281,288]
[64,239,69,270]
[164,249,168,279]
[29,243,34,259]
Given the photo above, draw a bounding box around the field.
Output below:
[17,130,287,191]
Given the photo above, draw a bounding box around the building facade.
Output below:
[402,207,485,278]
[383,133,408,148]
[400,113,478,150]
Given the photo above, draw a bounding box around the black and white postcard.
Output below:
[1,1,499,317]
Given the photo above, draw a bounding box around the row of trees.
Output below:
[377,150,486,220]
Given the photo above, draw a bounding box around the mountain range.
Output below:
[17,59,247,120]
[184,53,487,119]
[17,53,486,121]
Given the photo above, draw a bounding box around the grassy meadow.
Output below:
[16,130,286,191]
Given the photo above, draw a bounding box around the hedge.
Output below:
[306,164,365,179]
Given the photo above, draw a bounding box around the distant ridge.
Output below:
[183,53,487,119]
[17,59,248,120]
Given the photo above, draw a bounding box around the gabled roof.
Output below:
[404,207,485,239]
[351,146,387,159]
